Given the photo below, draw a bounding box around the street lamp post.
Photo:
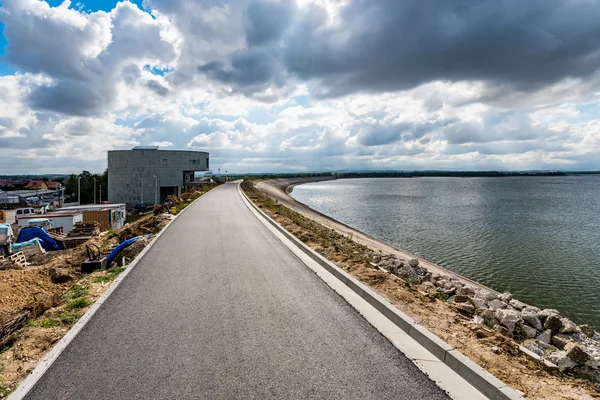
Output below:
[93,178,96,204]
[77,176,81,205]
[99,183,102,203]
[154,175,158,204]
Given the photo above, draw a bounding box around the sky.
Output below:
[1,0,600,174]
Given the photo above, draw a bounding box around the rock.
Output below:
[396,265,423,284]
[440,287,456,296]
[537,329,552,344]
[548,350,578,372]
[509,299,527,310]
[456,303,475,316]
[456,286,475,296]
[408,258,419,267]
[371,253,382,263]
[469,297,487,310]
[487,299,507,311]
[495,309,522,334]
[491,346,500,354]
[572,366,600,385]
[453,294,470,303]
[422,272,432,282]
[525,341,544,356]
[538,340,553,350]
[419,282,438,296]
[544,315,563,334]
[538,309,560,321]
[475,290,498,302]
[522,312,544,331]
[580,324,595,338]
[498,292,513,302]
[479,309,500,328]
[473,315,484,324]
[49,267,73,283]
[565,342,591,365]
[560,318,579,334]
[518,323,538,339]
[521,306,540,314]
[552,335,570,350]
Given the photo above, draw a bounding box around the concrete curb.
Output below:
[239,183,523,400]
[8,192,207,400]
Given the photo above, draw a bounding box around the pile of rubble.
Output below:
[371,251,600,386]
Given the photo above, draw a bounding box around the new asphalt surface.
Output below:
[24,182,449,399]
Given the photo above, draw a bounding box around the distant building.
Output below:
[107,146,210,205]
[24,180,62,190]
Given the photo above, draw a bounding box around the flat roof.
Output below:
[108,149,208,155]
[60,203,125,211]
[18,212,82,219]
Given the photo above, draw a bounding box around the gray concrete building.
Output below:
[108,147,209,205]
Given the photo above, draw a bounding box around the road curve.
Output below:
[24,182,448,400]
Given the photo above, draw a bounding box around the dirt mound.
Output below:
[119,237,152,263]
[117,214,171,241]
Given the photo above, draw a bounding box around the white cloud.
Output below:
[1,0,600,174]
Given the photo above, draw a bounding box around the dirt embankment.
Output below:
[0,213,172,397]
[242,180,599,400]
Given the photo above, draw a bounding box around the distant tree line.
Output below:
[61,170,108,204]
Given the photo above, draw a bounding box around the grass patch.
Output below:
[0,380,13,398]
[29,317,62,328]
[434,292,450,302]
[91,266,125,283]
[66,297,91,310]
[59,310,82,325]
[61,284,89,301]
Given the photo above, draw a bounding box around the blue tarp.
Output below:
[16,227,63,251]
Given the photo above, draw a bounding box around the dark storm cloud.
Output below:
[245,0,295,47]
[28,79,114,116]
[199,0,600,99]
[285,0,600,96]
[198,49,278,87]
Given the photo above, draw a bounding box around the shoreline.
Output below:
[244,179,600,398]
[257,176,498,294]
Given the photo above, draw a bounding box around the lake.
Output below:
[292,176,600,329]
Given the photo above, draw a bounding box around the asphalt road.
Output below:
[24,182,449,399]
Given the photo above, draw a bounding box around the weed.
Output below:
[434,292,450,302]
[91,266,125,283]
[66,297,91,310]
[29,318,61,328]
[0,380,13,398]
[106,228,117,239]
[59,310,82,325]
[61,284,89,301]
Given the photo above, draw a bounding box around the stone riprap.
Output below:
[369,251,600,387]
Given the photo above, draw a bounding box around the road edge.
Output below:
[238,182,523,400]
[8,196,203,400]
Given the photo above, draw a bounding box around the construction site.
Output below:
[0,183,220,397]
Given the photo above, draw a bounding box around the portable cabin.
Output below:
[21,212,83,234]
[57,204,126,231]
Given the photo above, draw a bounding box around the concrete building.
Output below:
[108,147,209,205]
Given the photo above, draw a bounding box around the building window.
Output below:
[161,158,168,165]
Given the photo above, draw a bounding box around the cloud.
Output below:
[0,0,178,116]
[2,0,600,174]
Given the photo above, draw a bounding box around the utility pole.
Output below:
[78,176,81,205]
[93,177,96,204]
[99,184,102,203]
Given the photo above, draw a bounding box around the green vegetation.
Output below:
[91,266,125,283]
[29,317,62,328]
[66,298,91,310]
[434,292,450,302]
[61,284,89,301]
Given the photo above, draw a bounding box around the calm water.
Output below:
[293,176,600,329]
